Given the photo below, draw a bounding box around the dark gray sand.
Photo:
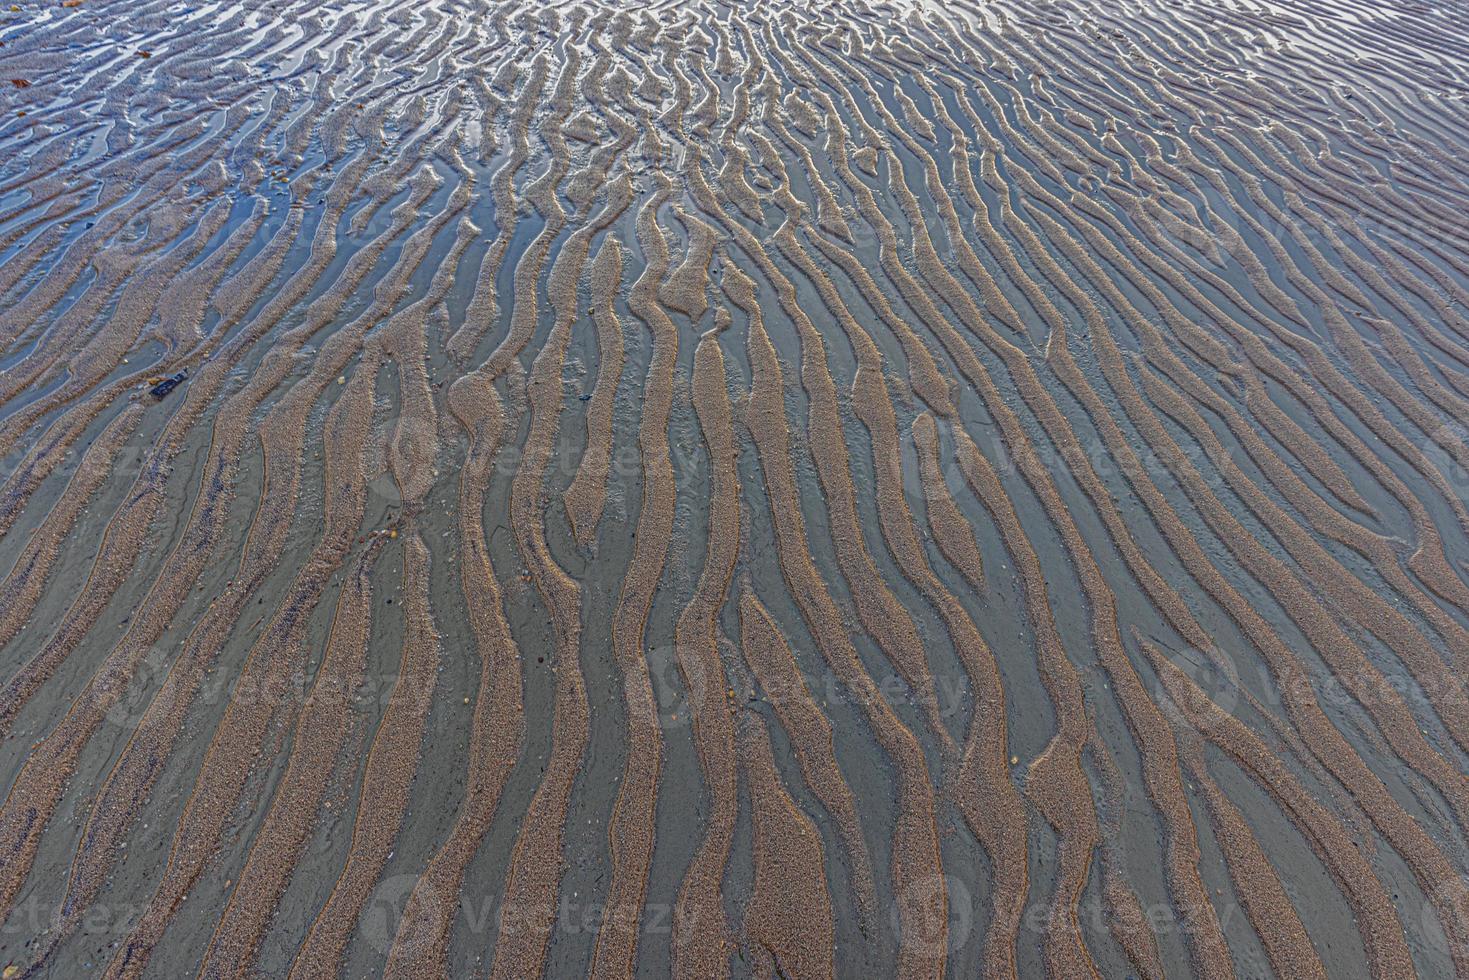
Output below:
[0,0,1468,976]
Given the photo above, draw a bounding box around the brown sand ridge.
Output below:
[0,0,1467,976]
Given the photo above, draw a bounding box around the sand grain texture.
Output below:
[0,0,1466,977]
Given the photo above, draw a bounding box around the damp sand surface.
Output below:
[1,0,1469,977]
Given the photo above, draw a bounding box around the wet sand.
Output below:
[1,0,1469,976]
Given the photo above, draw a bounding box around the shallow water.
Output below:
[0,0,1468,976]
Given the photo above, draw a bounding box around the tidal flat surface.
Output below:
[1,0,1468,976]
